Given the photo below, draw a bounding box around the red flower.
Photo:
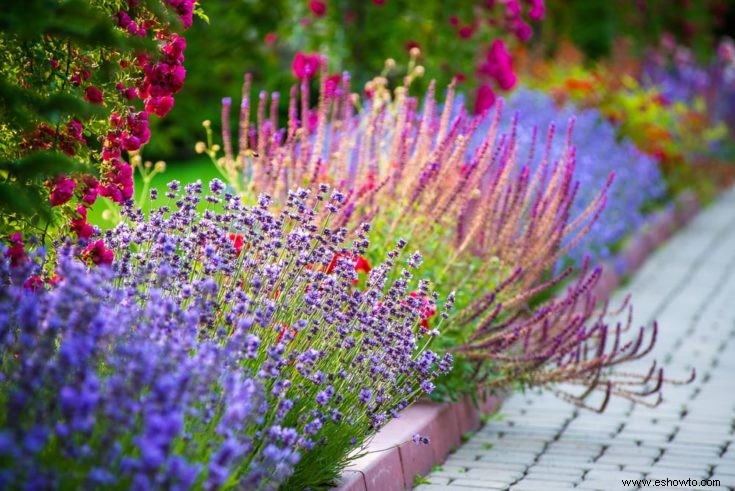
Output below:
[228,233,245,255]
[277,324,298,343]
[84,85,104,105]
[49,176,76,206]
[372,0,385,4]
[264,32,278,45]
[308,0,326,17]
[23,276,44,292]
[82,240,114,266]
[327,252,371,284]
[458,25,475,39]
[291,52,321,79]
[5,232,27,267]
[474,84,496,114]
[408,291,436,330]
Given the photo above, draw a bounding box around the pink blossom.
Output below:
[49,176,76,206]
[264,32,278,45]
[82,240,114,266]
[291,52,321,79]
[70,205,94,239]
[458,25,475,39]
[99,160,134,204]
[308,0,327,17]
[474,84,496,114]
[80,176,99,205]
[514,20,533,42]
[66,119,86,143]
[325,74,342,99]
[145,95,175,117]
[5,232,27,267]
[84,85,104,104]
[529,0,545,20]
[166,0,194,29]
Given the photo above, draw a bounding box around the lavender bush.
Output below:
[0,180,451,489]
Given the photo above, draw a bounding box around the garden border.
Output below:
[333,190,701,491]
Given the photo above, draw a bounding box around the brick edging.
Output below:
[333,190,701,491]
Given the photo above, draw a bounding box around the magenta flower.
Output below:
[308,0,327,17]
[70,205,94,239]
[49,176,76,206]
[82,240,114,266]
[479,39,517,91]
[324,74,342,99]
[5,232,27,267]
[474,84,496,114]
[514,20,533,42]
[84,86,104,105]
[145,96,175,117]
[291,52,321,79]
[166,0,194,28]
[529,0,545,20]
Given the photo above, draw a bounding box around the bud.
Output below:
[202,120,211,128]
[195,141,207,154]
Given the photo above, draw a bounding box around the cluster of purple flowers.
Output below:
[494,88,668,266]
[0,249,297,490]
[1,179,451,489]
[642,37,735,158]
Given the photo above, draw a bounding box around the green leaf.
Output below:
[1,151,85,179]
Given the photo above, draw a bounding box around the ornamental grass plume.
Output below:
[203,62,685,409]
[0,180,451,490]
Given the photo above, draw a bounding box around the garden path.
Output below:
[416,186,735,491]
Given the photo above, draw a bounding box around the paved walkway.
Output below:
[417,187,735,491]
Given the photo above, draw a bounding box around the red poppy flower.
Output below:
[409,291,436,330]
[327,252,371,284]
[228,233,245,255]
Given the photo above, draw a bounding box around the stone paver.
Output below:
[418,188,735,491]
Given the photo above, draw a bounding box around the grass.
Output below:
[88,155,221,227]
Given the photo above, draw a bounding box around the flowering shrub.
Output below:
[200,65,675,409]
[0,179,451,489]
[0,0,200,239]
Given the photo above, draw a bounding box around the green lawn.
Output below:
[87,155,223,227]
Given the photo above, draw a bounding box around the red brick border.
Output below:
[333,190,701,491]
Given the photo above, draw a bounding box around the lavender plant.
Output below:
[200,66,678,410]
[0,180,451,489]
